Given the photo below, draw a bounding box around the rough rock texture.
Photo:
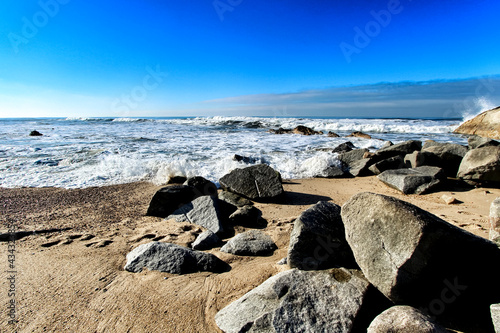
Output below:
[422,143,468,176]
[218,191,253,207]
[167,195,224,234]
[220,230,277,256]
[468,135,500,149]
[292,125,322,135]
[288,201,357,270]
[146,185,201,218]
[124,242,228,274]
[191,230,220,250]
[490,197,500,245]
[341,192,500,332]
[219,164,284,201]
[338,149,369,166]
[183,176,218,198]
[404,151,440,168]
[457,146,500,184]
[368,156,405,175]
[491,304,500,333]
[374,140,422,161]
[215,268,387,333]
[228,205,262,227]
[327,131,340,137]
[367,306,448,333]
[349,158,373,177]
[316,165,349,178]
[377,166,446,194]
[332,141,355,154]
[453,106,500,139]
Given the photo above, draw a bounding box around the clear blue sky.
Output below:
[1,0,499,118]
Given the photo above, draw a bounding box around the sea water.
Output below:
[0,116,466,188]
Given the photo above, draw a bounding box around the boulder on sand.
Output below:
[219,164,284,201]
[377,166,445,194]
[124,242,228,274]
[191,230,220,250]
[167,195,224,234]
[220,230,276,256]
[341,192,500,332]
[367,306,448,333]
[146,185,201,218]
[183,176,218,198]
[422,142,468,176]
[368,156,405,175]
[457,146,500,184]
[453,106,500,140]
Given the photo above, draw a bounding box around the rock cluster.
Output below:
[453,106,500,140]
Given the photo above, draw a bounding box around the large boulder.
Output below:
[146,185,201,218]
[349,158,374,177]
[219,164,284,201]
[453,106,500,139]
[191,230,220,250]
[292,125,322,135]
[338,148,369,166]
[332,141,355,154]
[183,176,218,198]
[422,142,468,176]
[468,135,500,149]
[124,242,228,274]
[368,156,405,175]
[215,268,388,333]
[367,306,448,333]
[457,146,500,184]
[404,151,440,168]
[316,165,350,178]
[218,190,253,207]
[490,197,500,245]
[167,195,224,234]
[228,205,262,227]
[288,201,357,270]
[341,192,500,332]
[377,166,446,194]
[374,140,422,161]
[220,230,277,256]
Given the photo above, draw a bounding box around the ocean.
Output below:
[0,116,467,189]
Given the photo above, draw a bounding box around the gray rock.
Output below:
[220,230,277,256]
[381,141,393,149]
[422,140,442,150]
[367,306,448,333]
[377,166,445,194]
[167,195,224,234]
[215,268,385,333]
[124,242,228,274]
[228,205,262,227]
[338,148,369,166]
[218,190,253,207]
[468,135,500,149]
[29,130,43,136]
[277,257,287,265]
[457,146,500,184]
[404,151,440,168]
[146,185,201,218]
[491,304,500,333]
[183,176,218,197]
[191,230,220,250]
[490,197,500,245]
[374,140,422,161]
[349,158,373,177]
[316,165,350,178]
[288,201,356,270]
[219,164,284,201]
[422,143,468,176]
[332,141,355,154]
[341,192,500,332]
[368,155,405,175]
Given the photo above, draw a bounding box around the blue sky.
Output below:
[0,0,499,118]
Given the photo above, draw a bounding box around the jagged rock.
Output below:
[368,156,405,175]
[348,131,372,139]
[457,146,500,184]
[349,158,373,177]
[232,154,262,165]
[468,135,500,149]
[316,165,350,178]
[404,151,440,168]
[292,125,322,135]
[219,164,284,201]
[228,205,262,227]
[269,127,293,134]
[422,142,468,176]
[146,185,201,218]
[453,106,500,140]
[124,242,228,274]
[491,304,500,333]
[377,166,445,194]
[332,141,355,154]
[220,230,276,256]
[215,268,388,333]
[367,306,448,333]
[29,130,43,136]
[341,192,500,332]
[218,191,253,207]
[327,131,340,137]
[338,149,369,166]
[374,140,422,161]
[288,201,356,270]
[183,176,218,197]
[191,230,220,250]
[490,197,500,245]
[167,195,224,234]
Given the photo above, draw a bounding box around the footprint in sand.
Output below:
[85,239,113,248]
[129,233,157,242]
[40,240,61,248]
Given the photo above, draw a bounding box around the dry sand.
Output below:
[1,177,499,332]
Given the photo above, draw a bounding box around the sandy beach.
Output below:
[1,177,499,332]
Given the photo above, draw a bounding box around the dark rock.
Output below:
[457,146,500,184]
[328,131,340,137]
[347,131,372,139]
[218,190,253,207]
[215,268,389,333]
[422,139,442,150]
[220,230,277,256]
[29,130,43,136]
[374,140,422,161]
[316,165,350,178]
[192,230,220,250]
[269,127,293,134]
[332,141,355,154]
[233,154,260,164]
[368,156,405,175]
[468,135,500,149]
[183,176,218,198]
[377,166,446,194]
[349,158,374,177]
[422,142,468,176]
[490,197,500,245]
[367,306,448,333]
[146,185,201,218]
[292,125,322,135]
[167,176,187,184]
[167,195,224,234]
[338,149,369,166]
[124,242,228,274]
[341,192,500,332]
[219,164,284,201]
[228,205,262,227]
[288,201,357,270]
